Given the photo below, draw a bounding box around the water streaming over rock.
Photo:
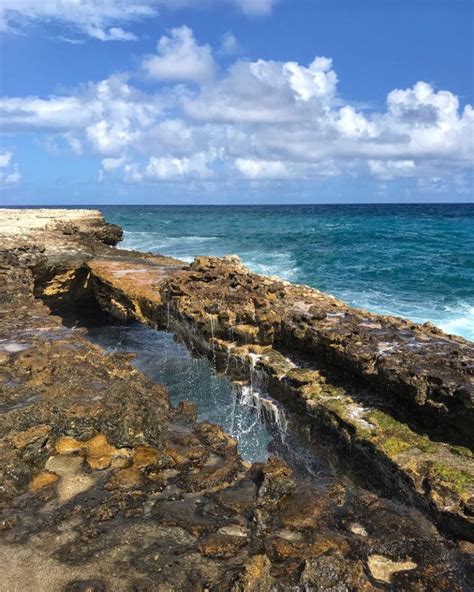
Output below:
[86,323,273,462]
[85,322,329,482]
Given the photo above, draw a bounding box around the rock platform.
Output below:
[1,209,473,591]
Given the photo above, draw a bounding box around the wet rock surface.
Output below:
[89,254,474,541]
[1,209,473,590]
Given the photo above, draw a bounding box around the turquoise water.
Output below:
[101,204,474,341]
[86,322,329,477]
[86,323,271,462]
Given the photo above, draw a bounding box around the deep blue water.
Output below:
[101,204,474,341]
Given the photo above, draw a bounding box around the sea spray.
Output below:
[237,384,288,439]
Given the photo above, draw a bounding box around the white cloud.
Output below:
[336,106,376,138]
[387,81,459,126]
[84,26,138,42]
[417,176,447,193]
[63,132,83,155]
[284,56,337,102]
[145,153,213,180]
[0,26,472,194]
[0,0,155,40]
[235,157,339,180]
[0,0,279,40]
[0,75,163,159]
[123,162,143,183]
[101,156,126,171]
[183,56,338,123]
[235,158,290,179]
[0,151,12,167]
[237,0,276,15]
[220,31,239,54]
[143,26,216,83]
[368,159,416,180]
[0,96,93,131]
[4,166,21,184]
[0,151,21,185]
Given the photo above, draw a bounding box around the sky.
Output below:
[0,0,472,205]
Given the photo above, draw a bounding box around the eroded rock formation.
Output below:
[1,209,473,591]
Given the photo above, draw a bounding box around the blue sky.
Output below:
[0,0,472,205]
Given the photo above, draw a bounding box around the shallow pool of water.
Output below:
[85,321,331,484]
[87,323,273,462]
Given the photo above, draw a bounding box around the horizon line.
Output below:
[3,202,474,208]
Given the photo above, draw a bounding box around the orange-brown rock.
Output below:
[86,250,473,541]
[0,209,472,591]
[29,470,59,492]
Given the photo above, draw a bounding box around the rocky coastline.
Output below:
[1,209,473,591]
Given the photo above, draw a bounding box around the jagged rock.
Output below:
[85,251,474,540]
[0,210,472,591]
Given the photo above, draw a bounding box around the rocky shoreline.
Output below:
[1,209,473,591]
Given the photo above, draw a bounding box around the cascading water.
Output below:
[86,322,272,462]
[84,320,330,482]
[208,313,217,368]
[233,350,289,439]
[238,385,288,436]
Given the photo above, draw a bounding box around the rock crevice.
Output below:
[1,209,473,591]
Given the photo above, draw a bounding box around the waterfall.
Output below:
[247,352,260,394]
[223,346,232,375]
[237,384,288,439]
[208,313,217,368]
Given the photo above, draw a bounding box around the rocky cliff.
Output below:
[1,209,473,591]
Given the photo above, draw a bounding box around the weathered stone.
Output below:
[29,470,59,492]
[85,249,474,539]
[11,424,51,449]
[199,533,247,558]
[367,554,417,584]
[0,209,472,591]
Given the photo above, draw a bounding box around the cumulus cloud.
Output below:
[336,106,377,138]
[235,158,339,180]
[387,81,460,126]
[183,56,338,124]
[0,150,21,185]
[0,26,472,193]
[0,75,163,158]
[142,26,216,83]
[368,159,416,180]
[235,158,291,179]
[145,153,213,180]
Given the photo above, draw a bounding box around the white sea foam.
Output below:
[438,306,474,341]
[245,252,299,281]
[121,230,217,253]
[120,230,473,342]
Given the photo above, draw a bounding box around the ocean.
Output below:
[101,203,474,341]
